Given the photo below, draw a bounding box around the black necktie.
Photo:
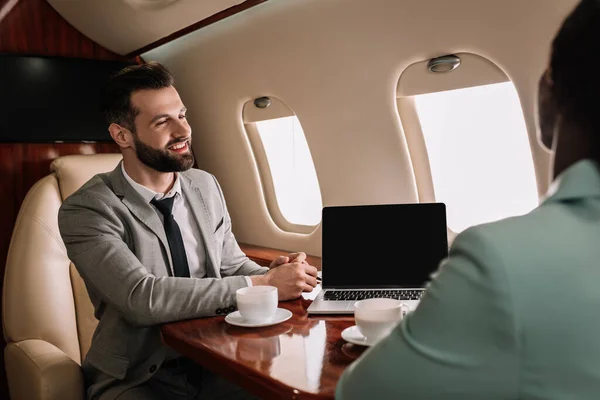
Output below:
[151,196,191,278]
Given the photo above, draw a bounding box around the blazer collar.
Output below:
[542,159,600,204]
[109,163,219,278]
[120,162,182,203]
[109,162,173,272]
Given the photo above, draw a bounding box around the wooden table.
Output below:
[161,298,366,400]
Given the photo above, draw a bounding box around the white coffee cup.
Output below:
[354,298,409,343]
[236,286,278,323]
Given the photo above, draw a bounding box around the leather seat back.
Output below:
[3,153,122,364]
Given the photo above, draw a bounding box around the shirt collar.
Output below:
[121,162,182,203]
[542,159,600,204]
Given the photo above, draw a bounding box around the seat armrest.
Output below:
[5,339,84,400]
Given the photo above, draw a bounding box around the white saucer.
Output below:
[341,325,375,347]
[225,308,292,328]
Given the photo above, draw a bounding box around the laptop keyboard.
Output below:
[323,289,423,301]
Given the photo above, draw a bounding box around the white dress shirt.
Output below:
[121,163,252,286]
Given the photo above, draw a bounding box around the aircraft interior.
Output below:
[0,0,587,399]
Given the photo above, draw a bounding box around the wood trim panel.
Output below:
[0,1,133,398]
[0,0,129,60]
[239,243,322,270]
[125,0,268,57]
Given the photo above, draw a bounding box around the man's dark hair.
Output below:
[550,0,600,133]
[100,61,175,132]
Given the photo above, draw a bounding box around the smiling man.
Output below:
[58,62,318,400]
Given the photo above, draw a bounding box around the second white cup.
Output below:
[236,285,278,323]
[354,298,409,343]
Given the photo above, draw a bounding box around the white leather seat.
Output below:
[2,154,122,400]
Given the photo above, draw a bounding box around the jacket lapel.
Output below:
[109,163,173,272]
[180,173,219,278]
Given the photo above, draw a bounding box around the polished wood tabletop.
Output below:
[160,297,366,400]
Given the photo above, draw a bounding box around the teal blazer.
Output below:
[336,159,600,400]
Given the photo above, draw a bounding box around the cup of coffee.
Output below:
[236,286,278,323]
[353,298,409,343]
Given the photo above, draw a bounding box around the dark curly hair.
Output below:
[550,0,600,133]
[100,61,175,133]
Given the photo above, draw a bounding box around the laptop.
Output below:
[307,203,448,314]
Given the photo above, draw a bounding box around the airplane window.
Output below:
[254,116,322,226]
[414,82,538,233]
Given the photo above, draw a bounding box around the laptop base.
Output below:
[306,289,422,315]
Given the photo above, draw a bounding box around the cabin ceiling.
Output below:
[46,0,254,55]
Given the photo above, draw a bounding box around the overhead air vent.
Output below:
[253,97,272,109]
[122,0,181,10]
[427,55,461,73]
[397,53,508,97]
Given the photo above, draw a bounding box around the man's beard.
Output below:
[133,135,195,172]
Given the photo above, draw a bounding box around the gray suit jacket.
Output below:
[58,162,269,399]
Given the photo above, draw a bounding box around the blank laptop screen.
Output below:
[321,203,448,289]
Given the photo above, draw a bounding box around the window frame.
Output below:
[397,53,539,237]
[244,117,321,235]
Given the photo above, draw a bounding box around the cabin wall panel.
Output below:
[146,0,578,256]
[0,1,127,398]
